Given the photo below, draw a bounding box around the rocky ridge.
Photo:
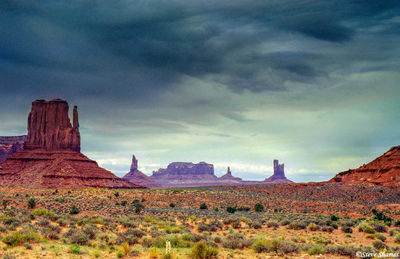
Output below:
[0,136,26,162]
[330,146,400,189]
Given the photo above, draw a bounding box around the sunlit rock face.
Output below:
[330,146,400,189]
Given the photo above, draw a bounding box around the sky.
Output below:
[1,0,400,182]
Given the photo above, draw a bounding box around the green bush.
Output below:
[70,205,80,215]
[27,198,36,209]
[226,207,236,213]
[199,203,208,210]
[254,203,264,212]
[190,241,219,259]
[308,245,325,255]
[2,230,41,246]
[69,244,81,254]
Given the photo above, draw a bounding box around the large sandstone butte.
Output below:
[0,99,143,189]
[330,146,400,189]
[0,136,26,162]
[264,159,293,183]
[151,162,218,186]
[123,155,161,188]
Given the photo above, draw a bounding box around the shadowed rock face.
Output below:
[0,99,143,189]
[330,146,400,189]
[24,99,80,152]
[123,155,161,188]
[0,136,26,162]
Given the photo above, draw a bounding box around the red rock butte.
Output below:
[0,99,143,189]
[330,146,400,189]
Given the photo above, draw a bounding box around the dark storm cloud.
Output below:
[1,0,399,96]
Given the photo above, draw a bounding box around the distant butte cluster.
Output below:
[1,98,399,190]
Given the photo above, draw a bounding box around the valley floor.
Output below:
[0,183,399,258]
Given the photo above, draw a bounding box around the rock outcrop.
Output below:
[330,146,400,189]
[123,155,161,188]
[24,99,80,151]
[0,136,26,162]
[218,167,242,183]
[0,99,143,189]
[151,162,218,186]
[264,160,293,183]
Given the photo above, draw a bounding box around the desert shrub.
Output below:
[57,218,68,227]
[3,252,16,259]
[24,243,32,249]
[69,230,89,245]
[31,208,54,217]
[252,238,298,254]
[374,223,387,233]
[288,221,307,230]
[37,218,50,227]
[375,234,386,242]
[394,233,400,243]
[308,245,325,255]
[325,245,357,257]
[232,221,241,229]
[308,223,319,231]
[389,229,400,236]
[254,203,264,212]
[199,203,208,210]
[2,230,41,246]
[373,240,387,250]
[223,217,236,225]
[341,226,353,233]
[141,237,153,248]
[222,233,249,249]
[252,239,274,253]
[190,241,219,259]
[213,236,222,243]
[27,198,37,209]
[70,205,80,215]
[198,222,210,232]
[266,221,279,228]
[169,203,175,208]
[117,228,145,245]
[83,224,98,240]
[237,207,250,212]
[280,219,290,226]
[69,244,81,254]
[321,226,334,233]
[46,230,60,240]
[225,206,236,214]
[249,221,262,229]
[330,215,340,221]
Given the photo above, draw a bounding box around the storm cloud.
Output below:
[0,0,399,181]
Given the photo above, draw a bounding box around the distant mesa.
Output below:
[151,162,217,186]
[330,146,400,189]
[0,136,26,162]
[123,155,161,188]
[264,159,293,183]
[0,99,143,189]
